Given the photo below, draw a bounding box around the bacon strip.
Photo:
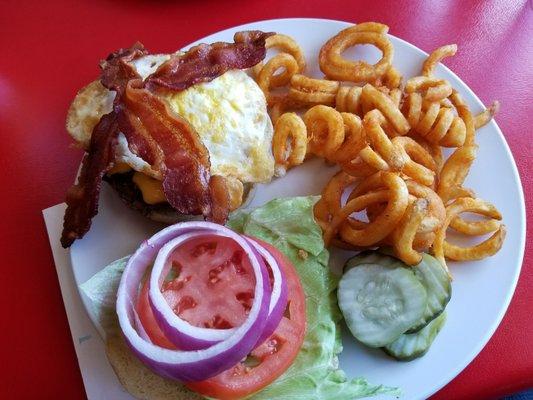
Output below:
[119,80,212,216]
[61,31,269,247]
[60,112,119,248]
[61,44,147,248]
[146,31,273,91]
[100,42,148,94]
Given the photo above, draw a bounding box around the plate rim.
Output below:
[71,17,527,400]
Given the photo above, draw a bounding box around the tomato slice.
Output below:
[185,239,306,400]
[136,234,256,349]
[135,236,306,399]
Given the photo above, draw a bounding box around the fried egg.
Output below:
[67,54,274,185]
[167,69,274,183]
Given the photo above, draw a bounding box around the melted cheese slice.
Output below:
[132,172,166,205]
[131,172,244,210]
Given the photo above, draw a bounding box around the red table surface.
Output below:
[1,0,531,398]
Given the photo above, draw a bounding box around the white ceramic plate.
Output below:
[70,18,526,400]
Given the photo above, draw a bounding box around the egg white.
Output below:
[167,69,274,183]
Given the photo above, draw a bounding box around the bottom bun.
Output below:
[105,334,202,400]
[104,172,257,224]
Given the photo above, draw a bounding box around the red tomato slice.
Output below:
[135,236,307,399]
[136,234,256,349]
[185,239,307,400]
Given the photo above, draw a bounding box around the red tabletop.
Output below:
[1,0,531,398]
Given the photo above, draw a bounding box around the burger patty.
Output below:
[103,172,184,223]
[104,171,256,224]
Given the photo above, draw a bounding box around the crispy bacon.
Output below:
[100,42,147,94]
[60,112,119,248]
[61,31,270,247]
[120,80,212,215]
[61,44,147,248]
[146,31,273,91]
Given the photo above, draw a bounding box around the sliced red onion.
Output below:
[116,222,271,381]
[147,228,288,351]
[132,301,152,343]
[246,237,288,346]
[148,230,266,350]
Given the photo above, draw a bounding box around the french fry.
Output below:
[319,22,393,82]
[260,29,505,268]
[392,198,429,265]
[272,113,307,176]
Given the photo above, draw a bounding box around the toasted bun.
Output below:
[105,334,203,400]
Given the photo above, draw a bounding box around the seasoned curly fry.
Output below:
[448,198,502,236]
[313,198,331,230]
[450,216,502,236]
[444,226,506,261]
[253,34,306,86]
[426,107,465,146]
[269,100,287,125]
[324,172,357,213]
[272,113,307,176]
[434,197,506,268]
[334,113,366,164]
[446,186,476,201]
[303,105,345,161]
[341,156,378,177]
[361,84,410,135]
[314,171,358,224]
[403,92,422,127]
[405,76,453,102]
[413,231,436,251]
[397,148,436,187]
[359,145,391,170]
[416,137,444,172]
[348,174,444,233]
[366,224,436,252]
[392,198,429,265]
[422,44,457,77]
[289,74,340,106]
[335,86,363,115]
[323,189,390,245]
[319,22,394,82]
[256,53,299,105]
[362,110,436,186]
[269,25,505,268]
[405,180,445,232]
[348,172,446,233]
[382,66,403,89]
[388,88,402,108]
[392,136,438,172]
[337,172,409,246]
[449,89,475,146]
[347,171,390,198]
[268,97,304,125]
[402,95,466,147]
[363,110,408,170]
[437,145,477,203]
[474,100,500,129]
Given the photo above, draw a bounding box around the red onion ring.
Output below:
[147,230,288,350]
[246,237,288,346]
[116,222,271,381]
[149,230,265,350]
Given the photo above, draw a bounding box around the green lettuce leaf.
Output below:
[80,196,399,399]
[79,256,128,338]
[231,196,398,400]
